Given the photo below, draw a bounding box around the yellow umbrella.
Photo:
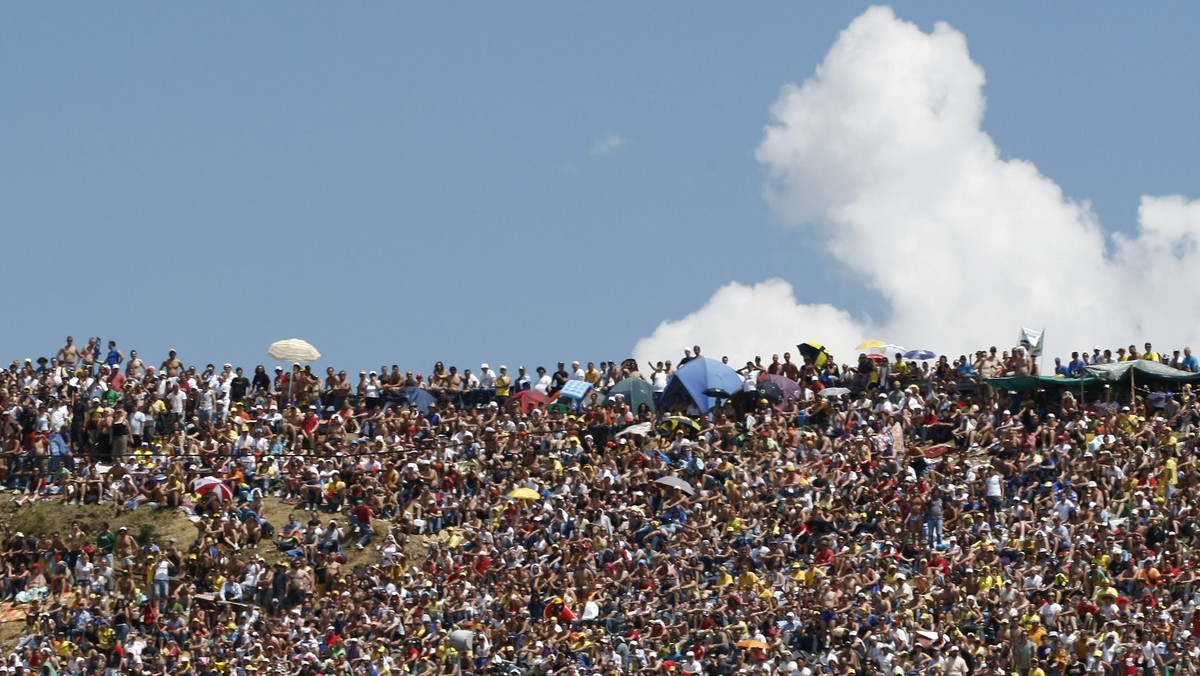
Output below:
[507,487,541,500]
[855,339,887,350]
[267,338,321,363]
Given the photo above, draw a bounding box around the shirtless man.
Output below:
[287,561,313,607]
[324,555,342,595]
[1012,347,1033,377]
[81,337,98,373]
[67,522,88,572]
[56,337,80,370]
[161,350,183,379]
[114,526,139,570]
[126,350,146,380]
[219,518,242,550]
[974,347,1003,406]
[781,352,801,381]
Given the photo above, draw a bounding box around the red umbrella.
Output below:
[193,476,233,502]
[504,389,548,414]
[923,445,952,459]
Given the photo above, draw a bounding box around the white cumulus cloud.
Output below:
[633,279,870,365]
[634,5,1200,366]
[590,133,624,156]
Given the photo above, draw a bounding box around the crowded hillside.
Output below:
[1,334,1199,676]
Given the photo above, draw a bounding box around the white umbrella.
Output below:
[267,338,321,363]
[448,629,475,651]
[193,476,223,492]
[653,475,696,496]
[819,387,851,397]
[616,422,652,438]
[268,339,321,403]
[864,344,906,358]
[193,476,233,502]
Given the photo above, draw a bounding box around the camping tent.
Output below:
[659,357,744,413]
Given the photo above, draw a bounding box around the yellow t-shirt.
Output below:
[978,573,1002,594]
[381,468,399,488]
[96,626,114,650]
[1164,458,1178,485]
[494,375,511,398]
[805,567,823,586]
[737,571,760,589]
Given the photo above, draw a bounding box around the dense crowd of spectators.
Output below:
[2,335,1200,676]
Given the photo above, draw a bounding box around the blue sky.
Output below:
[3,3,1198,373]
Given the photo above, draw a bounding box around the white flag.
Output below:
[1019,327,1044,357]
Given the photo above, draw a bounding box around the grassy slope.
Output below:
[0,496,430,649]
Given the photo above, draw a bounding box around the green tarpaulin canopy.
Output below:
[985,360,1200,392]
[984,374,1098,391]
[1084,360,1200,383]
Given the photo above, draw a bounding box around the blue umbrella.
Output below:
[903,349,937,360]
[557,380,594,400]
[660,357,744,413]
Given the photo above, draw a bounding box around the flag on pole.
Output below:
[1019,327,1044,357]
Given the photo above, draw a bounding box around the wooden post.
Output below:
[1130,367,1136,413]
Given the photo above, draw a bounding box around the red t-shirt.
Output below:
[350,504,373,524]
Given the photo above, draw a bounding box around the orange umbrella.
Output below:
[735,639,770,650]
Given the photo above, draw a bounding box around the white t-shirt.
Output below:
[153,559,171,582]
[1039,601,1063,625]
[167,391,187,414]
[479,369,496,388]
[1054,499,1077,522]
[651,372,668,393]
[985,475,1002,498]
[128,411,147,436]
[75,559,94,584]
[241,562,259,587]
[50,405,70,433]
